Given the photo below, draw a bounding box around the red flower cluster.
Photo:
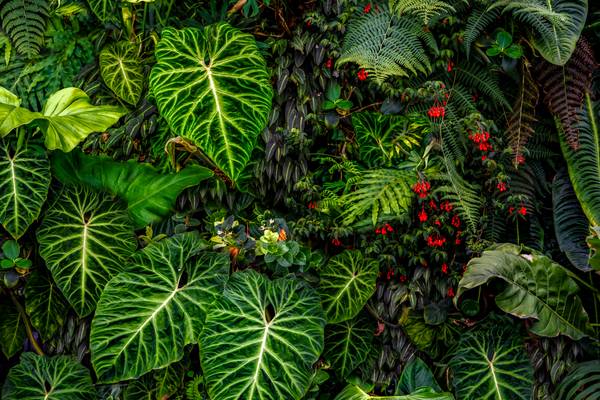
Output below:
[357,68,368,81]
[427,106,446,119]
[325,58,333,69]
[412,180,431,198]
[375,223,394,235]
[427,234,446,247]
[308,201,317,209]
[385,267,394,280]
[440,201,453,212]
[363,3,372,13]
[418,207,428,222]
[496,181,507,192]
[451,214,461,228]
[399,274,408,283]
[331,238,342,246]
[447,287,455,298]
[468,130,493,160]
[441,263,448,274]
[518,206,527,216]
[447,60,454,72]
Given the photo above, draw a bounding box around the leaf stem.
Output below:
[9,291,44,356]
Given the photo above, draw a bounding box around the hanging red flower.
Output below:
[447,287,455,298]
[418,208,428,222]
[518,206,527,216]
[440,201,453,212]
[451,215,461,228]
[308,201,317,209]
[331,238,342,246]
[399,274,408,283]
[447,60,454,72]
[412,180,431,198]
[363,3,372,13]
[325,58,333,69]
[441,263,448,274]
[357,68,368,81]
[496,181,507,192]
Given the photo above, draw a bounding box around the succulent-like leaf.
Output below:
[51,150,213,228]
[1,353,95,399]
[456,244,591,339]
[25,269,69,341]
[0,302,25,358]
[37,186,137,317]
[324,315,374,378]
[448,322,533,400]
[200,270,325,400]
[0,140,50,239]
[91,232,229,383]
[334,385,454,400]
[100,41,144,105]
[150,24,273,182]
[318,250,379,323]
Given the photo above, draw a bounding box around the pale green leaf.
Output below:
[100,41,144,105]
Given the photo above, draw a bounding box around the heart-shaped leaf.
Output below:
[100,41,144,105]
[0,140,50,239]
[51,149,213,228]
[323,314,374,378]
[200,270,325,400]
[150,23,273,182]
[91,232,229,383]
[2,353,95,400]
[318,250,379,323]
[25,269,69,341]
[37,186,137,317]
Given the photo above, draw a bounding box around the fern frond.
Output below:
[338,7,435,84]
[389,0,456,25]
[454,63,511,108]
[537,37,596,149]
[507,61,539,167]
[1,0,49,57]
[340,167,416,226]
[463,2,500,58]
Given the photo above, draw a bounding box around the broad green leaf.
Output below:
[0,87,38,136]
[200,270,325,400]
[324,315,374,378]
[0,302,25,358]
[0,141,50,239]
[448,322,533,400]
[456,244,591,339]
[25,270,69,341]
[150,23,273,182]
[91,232,229,383]
[2,239,19,259]
[2,353,95,399]
[397,357,442,395]
[334,385,454,400]
[37,186,137,317]
[100,41,144,105]
[51,149,213,228]
[318,250,378,323]
[86,0,118,22]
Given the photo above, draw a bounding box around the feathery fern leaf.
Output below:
[463,3,500,58]
[454,63,511,109]
[537,37,596,149]
[389,0,456,25]
[1,0,49,57]
[507,61,539,167]
[340,168,416,226]
[338,7,435,84]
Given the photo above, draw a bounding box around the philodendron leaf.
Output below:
[200,270,325,400]
[448,321,533,400]
[100,41,144,105]
[150,23,273,182]
[323,315,374,378]
[0,87,38,134]
[0,140,50,239]
[318,250,379,323]
[91,232,229,383]
[37,186,137,317]
[397,357,442,395]
[456,244,591,339]
[51,150,213,228]
[334,385,454,400]
[2,353,95,400]
[25,270,69,341]
[0,302,25,358]
[86,0,118,22]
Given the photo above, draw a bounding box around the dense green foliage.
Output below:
[0,0,599,399]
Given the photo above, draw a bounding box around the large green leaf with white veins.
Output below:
[334,385,454,400]
[0,302,25,358]
[100,41,144,105]
[200,270,325,400]
[51,149,213,228]
[150,23,273,182]
[37,186,137,317]
[91,232,229,383]
[456,243,591,339]
[448,320,533,400]
[0,140,50,239]
[25,269,69,341]
[318,250,379,323]
[2,353,95,400]
[324,315,374,378]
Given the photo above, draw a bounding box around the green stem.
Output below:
[9,291,44,356]
[16,127,25,151]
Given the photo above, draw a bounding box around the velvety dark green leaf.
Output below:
[37,186,137,317]
[2,239,19,259]
[0,302,25,358]
[1,353,95,399]
[323,315,374,378]
[335,385,453,400]
[100,41,144,105]
[150,23,273,182]
[201,270,325,400]
[397,357,441,395]
[91,232,229,383]
[318,250,379,323]
[0,141,50,239]
[24,270,69,341]
[51,149,213,228]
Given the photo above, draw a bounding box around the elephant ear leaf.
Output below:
[2,353,95,400]
[0,140,50,239]
[0,86,39,136]
[100,41,144,105]
[200,270,325,400]
[51,149,213,228]
[324,315,374,378]
[91,232,229,383]
[456,244,591,339]
[150,23,273,183]
[37,186,137,317]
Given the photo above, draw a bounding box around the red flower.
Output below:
[441,263,448,274]
[481,155,487,161]
[515,154,526,165]
[325,58,333,69]
[375,227,381,234]
[447,60,454,72]
[399,274,408,283]
[412,180,431,198]
[447,287,455,298]
[386,268,394,280]
[418,208,428,222]
[508,206,515,215]
[429,199,437,210]
[357,68,368,81]
[427,106,446,119]
[308,201,317,209]
[306,19,312,27]
[496,181,507,192]
[331,238,342,246]
[440,201,453,212]
[427,234,446,247]
[518,206,527,216]
[363,3,372,13]
[434,219,441,227]
[455,237,461,245]
[451,214,461,228]
[381,227,387,235]
[385,223,394,232]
